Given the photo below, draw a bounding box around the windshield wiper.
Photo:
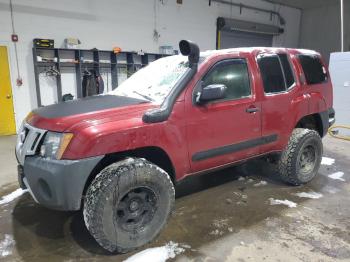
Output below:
[133,91,154,102]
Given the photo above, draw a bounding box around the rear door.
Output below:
[257,52,307,152]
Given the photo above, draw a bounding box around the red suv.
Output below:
[16,40,334,253]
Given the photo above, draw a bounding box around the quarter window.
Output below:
[202,59,251,101]
[298,55,327,85]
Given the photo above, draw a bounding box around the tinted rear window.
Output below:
[298,55,327,85]
[258,55,286,93]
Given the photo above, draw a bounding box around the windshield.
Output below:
[110,55,189,104]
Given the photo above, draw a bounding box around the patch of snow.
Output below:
[269,198,297,208]
[328,171,345,181]
[238,176,245,181]
[254,181,268,187]
[225,198,233,204]
[303,206,313,211]
[294,191,323,199]
[209,229,224,236]
[110,55,189,105]
[0,234,15,257]
[323,185,340,194]
[247,178,254,183]
[0,189,27,205]
[321,157,335,166]
[212,219,229,229]
[181,244,191,249]
[123,242,186,262]
[233,192,248,201]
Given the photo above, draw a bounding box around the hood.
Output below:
[28,95,156,132]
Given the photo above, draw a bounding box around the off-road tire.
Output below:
[277,128,323,185]
[83,158,175,253]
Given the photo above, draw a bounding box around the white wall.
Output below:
[299,2,341,64]
[329,52,350,128]
[0,0,301,130]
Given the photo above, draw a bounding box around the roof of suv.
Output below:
[200,47,320,59]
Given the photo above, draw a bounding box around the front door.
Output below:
[185,57,262,173]
[0,46,16,135]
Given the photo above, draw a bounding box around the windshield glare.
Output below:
[110,55,189,104]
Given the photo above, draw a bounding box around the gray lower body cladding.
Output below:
[320,107,335,137]
[20,155,103,211]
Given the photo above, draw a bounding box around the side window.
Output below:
[278,54,295,89]
[202,59,251,102]
[298,55,328,85]
[258,55,286,93]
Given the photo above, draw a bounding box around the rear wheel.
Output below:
[83,158,175,253]
[277,128,323,185]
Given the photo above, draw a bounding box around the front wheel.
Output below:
[83,158,175,253]
[277,128,323,185]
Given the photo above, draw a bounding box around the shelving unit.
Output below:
[32,47,168,107]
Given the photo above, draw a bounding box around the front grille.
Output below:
[15,122,46,165]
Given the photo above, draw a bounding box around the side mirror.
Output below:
[196,84,227,104]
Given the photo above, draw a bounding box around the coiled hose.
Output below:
[328,125,350,141]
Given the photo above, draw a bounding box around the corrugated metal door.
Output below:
[219,30,273,49]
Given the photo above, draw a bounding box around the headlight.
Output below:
[40,132,73,159]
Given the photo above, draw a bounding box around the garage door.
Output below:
[219,30,273,49]
[216,17,282,50]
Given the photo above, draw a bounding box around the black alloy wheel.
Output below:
[116,187,158,232]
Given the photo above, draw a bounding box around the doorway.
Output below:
[0,46,16,135]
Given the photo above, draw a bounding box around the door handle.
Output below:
[6,94,12,99]
[246,106,260,113]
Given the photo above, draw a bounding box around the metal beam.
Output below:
[341,0,344,52]
[262,0,302,10]
[211,0,286,25]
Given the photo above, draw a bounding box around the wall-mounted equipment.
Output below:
[211,0,286,26]
[33,38,54,48]
[32,46,168,107]
[64,38,81,49]
[216,17,284,49]
[11,34,18,42]
[217,17,284,35]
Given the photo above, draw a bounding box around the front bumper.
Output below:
[19,155,103,211]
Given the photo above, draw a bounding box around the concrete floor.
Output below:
[0,135,349,261]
